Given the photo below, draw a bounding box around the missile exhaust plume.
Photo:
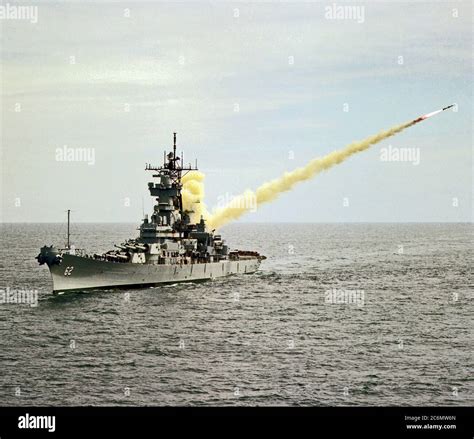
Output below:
[181,171,209,223]
[183,106,453,229]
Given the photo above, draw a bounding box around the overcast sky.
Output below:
[1,0,472,223]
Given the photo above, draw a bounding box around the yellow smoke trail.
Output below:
[181,171,210,223]
[206,118,419,229]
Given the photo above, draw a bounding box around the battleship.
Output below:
[37,134,265,293]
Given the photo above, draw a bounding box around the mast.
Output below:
[67,209,70,249]
[173,132,177,170]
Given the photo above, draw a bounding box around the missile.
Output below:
[442,104,455,111]
[413,104,454,123]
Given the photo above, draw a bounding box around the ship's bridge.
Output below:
[139,133,199,241]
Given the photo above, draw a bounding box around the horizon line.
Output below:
[1,221,472,225]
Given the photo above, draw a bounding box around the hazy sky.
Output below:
[1,0,472,223]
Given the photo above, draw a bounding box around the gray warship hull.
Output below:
[49,254,261,293]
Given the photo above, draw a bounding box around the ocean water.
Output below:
[0,223,472,406]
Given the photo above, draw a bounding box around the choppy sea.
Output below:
[0,223,472,406]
